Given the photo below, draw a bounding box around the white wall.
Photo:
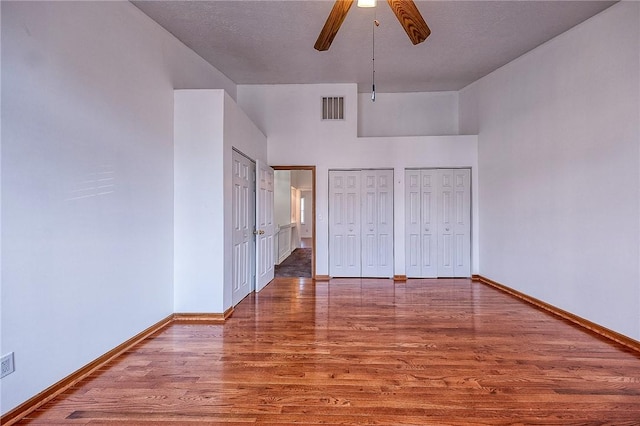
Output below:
[222,92,268,308]
[238,84,478,277]
[358,91,459,137]
[274,170,292,227]
[291,170,313,190]
[300,190,313,238]
[174,90,267,314]
[459,2,640,340]
[291,188,302,249]
[1,1,236,414]
[173,91,225,313]
[9,0,636,417]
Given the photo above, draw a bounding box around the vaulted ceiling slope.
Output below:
[132,0,615,93]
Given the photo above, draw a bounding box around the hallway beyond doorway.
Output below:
[300,238,312,248]
[274,246,312,278]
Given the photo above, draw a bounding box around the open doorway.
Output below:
[272,166,315,278]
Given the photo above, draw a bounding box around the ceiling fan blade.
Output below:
[386,0,431,45]
[314,0,355,51]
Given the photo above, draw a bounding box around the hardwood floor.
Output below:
[19,278,640,424]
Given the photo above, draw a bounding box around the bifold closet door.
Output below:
[437,169,471,277]
[361,170,394,278]
[329,170,361,277]
[405,169,471,278]
[329,169,394,278]
[405,170,437,278]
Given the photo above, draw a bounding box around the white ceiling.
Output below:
[132,0,616,93]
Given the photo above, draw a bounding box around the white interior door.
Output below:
[232,151,255,305]
[452,169,471,277]
[437,169,471,277]
[329,170,361,277]
[405,170,437,278]
[437,170,455,277]
[256,161,275,291]
[405,170,422,277]
[330,169,393,278]
[361,171,377,277]
[420,171,438,277]
[406,168,470,278]
[361,170,393,278]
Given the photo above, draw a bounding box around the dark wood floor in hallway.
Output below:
[20,278,640,425]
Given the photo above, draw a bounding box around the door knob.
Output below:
[260,230,265,235]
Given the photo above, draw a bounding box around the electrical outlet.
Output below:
[1,352,15,378]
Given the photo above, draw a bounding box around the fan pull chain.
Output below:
[371,7,379,102]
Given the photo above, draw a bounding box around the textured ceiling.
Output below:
[132,0,615,93]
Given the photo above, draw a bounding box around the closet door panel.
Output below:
[437,170,455,277]
[407,168,469,278]
[329,171,361,277]
[453,169,471,277]
[331,169,394,278]
[376,170,394,278]
[405,170,422,277]
[421,170,438,277]
[361,171,378,277]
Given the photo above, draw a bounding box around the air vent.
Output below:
[322,96,344,120]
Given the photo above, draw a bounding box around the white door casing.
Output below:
[256,161,275,291]
[232,151,255,306]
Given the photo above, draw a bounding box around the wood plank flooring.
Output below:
[19,278,640,424]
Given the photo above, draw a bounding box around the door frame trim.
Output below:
[272,166,316,279]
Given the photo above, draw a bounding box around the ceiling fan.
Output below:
[314,0,431,51]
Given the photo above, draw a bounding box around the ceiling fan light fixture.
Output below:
[315,0,429,51]
[357,0,376,8]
